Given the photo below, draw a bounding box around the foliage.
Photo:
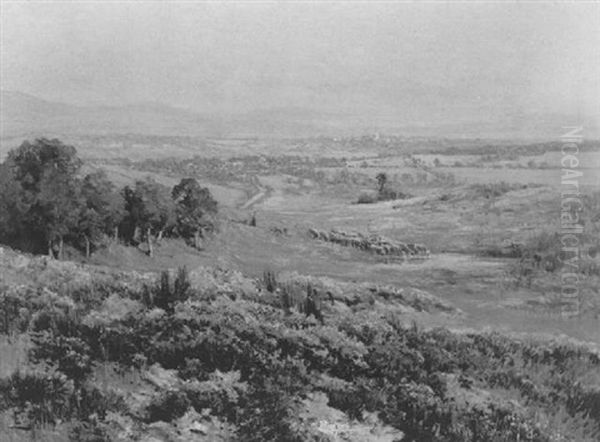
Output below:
[121,177,176,241]
[1,139,84,256]
[0,139,220,259]
[77,170,126,255]
[262,269,278,293]
[356,192,377,204]
[0,368,75,427]
[356,172,411,203]
[375,172,387,193]
[377,187,411,202]
[3,259,600,440]
[172,177,217,241]
[142,267,192,313]
[0,368,124,431]
[68,421,111,442]
[30,333,93,384]
[145,389,191,423]
[0,140,120,257]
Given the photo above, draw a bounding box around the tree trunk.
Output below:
[58,236,64,260]
[194,230,201,249]
[147,227,153,257]
[48,240,54,259]
[85,236,90,259]
[133,226,141,243]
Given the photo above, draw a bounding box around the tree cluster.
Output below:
[0,138,217,258]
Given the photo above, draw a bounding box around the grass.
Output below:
[70,161,598,344]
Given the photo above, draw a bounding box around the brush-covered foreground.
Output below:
[0,247,599,442]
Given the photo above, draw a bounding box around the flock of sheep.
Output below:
[308,228,429,259]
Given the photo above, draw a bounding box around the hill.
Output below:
[1,245,600,441]
[4,90,598,141]
[0,91,345,139]
[0,90,221,138]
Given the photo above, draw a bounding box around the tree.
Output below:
[78,170,126,258]
[122,177,176,257]
[7,138,82,193]
[0,162,23,244]
[171,178,217,249]
[37,167,82,259]
[3,139,84,258]
[376,172,388,193]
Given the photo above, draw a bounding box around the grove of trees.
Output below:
[0,138,217,258]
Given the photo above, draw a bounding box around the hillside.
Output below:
[0,90,221,138]
[1,245,600,441]
[0,91,346,140]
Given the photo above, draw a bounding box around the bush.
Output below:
[262,269,278,293]
[145,389,191,423]
[142,267,192,313]
[183,370,247,421]
[0,285,33,334]
[0,369,74,427]
[356,192,377,204]
[357,189,410,204]
[68,421,111,442]
[30,333,93,384]
[377,188,410,202]
[7,262,600,440]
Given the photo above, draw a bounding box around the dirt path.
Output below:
[240,186,271,210]
[239,176,274,210]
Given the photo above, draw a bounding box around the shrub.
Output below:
[8,262,600,440]
[377,188,410,202]
[0,286,32,334]
[68,421,111,442]
[142,267,192,313]
[357,192,377,204]
[145,389,191,423]
[75,384,127,421]
[30,333,93,384]
[183,370,247,421]
[262,269,278,293]
[0,369,74,427]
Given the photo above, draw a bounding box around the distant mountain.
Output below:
[1,90,598,140]
[0,90,222,138]
[0,91,348,139]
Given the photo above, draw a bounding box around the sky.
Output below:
[1,1,599,125]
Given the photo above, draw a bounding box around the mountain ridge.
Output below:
[2,90,598,140]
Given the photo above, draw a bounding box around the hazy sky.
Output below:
[1,1,599,122]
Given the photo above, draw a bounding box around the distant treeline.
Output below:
[0,138,217,258]
[426,140,600,156]
[129,154,345,185]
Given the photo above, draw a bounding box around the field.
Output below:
[76,136,600,337]
[1,135,600,441]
